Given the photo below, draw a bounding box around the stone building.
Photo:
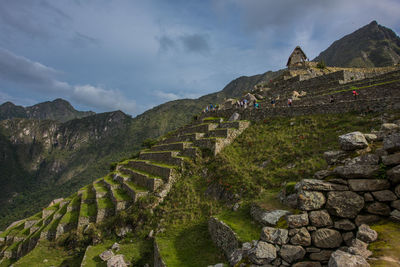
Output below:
[287,46,308,69]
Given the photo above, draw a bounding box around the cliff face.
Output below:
[314,21,400,67]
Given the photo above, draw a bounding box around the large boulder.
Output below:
[100,250,114,261]
[107,255,127,267]
[384,133,400,153]
[260,227,288,245]
[328,250,370,267]
[326,191,364,218]
[290,227,311,246]
[334,219,356,231]
[334,165,380,179]
[228,112,240,121]
[249,241,277,264]
[250,204,291,226]
[381,123,400,133]
[309,210,333,227]
[348,238,372,259]
[387,165,400,184]
[382,153,400,166]
[339,132,368,151]
[297,179,348,191]
[366,202,391,216]
[287,213,309,228]
[312,229,343,248]
[279,245,306,264]
[298,191,326,211]
[356,224,377,243]
[323,151,348,165]
[348,179,390,191]
[371,190,397,202]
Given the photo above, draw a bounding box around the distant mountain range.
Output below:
[0,98,95,122]
[313,20,400,67]
[1,20,399,229]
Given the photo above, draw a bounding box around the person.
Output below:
[287,98,292,107]
[352,90,359,99]
[271,98,276,108]
[330,95,334,103]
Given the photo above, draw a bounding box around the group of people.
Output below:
[235,99,260,109]
[203,104,219,113]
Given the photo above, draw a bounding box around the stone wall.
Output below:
[154,240,166,267]
[208,217,240,258]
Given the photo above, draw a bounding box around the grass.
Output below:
[60,210,79,225]
[123,166,163,179]
[124,180,148,192]
[81,238,153,267]
[81,186,96,201]
[112,188,131,202]
[322,78,400,96]
[206,113,381,198]
[93,182,108,194]
[80,203,97,218]
[13,240,83,267]
[104,175,120,186]
[216,204,262,243]
[0,221,25,238]
[369,220,400,267]
[97,198,114,210]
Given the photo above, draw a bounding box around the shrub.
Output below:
[142,138,158,149]
[316,60,326,69]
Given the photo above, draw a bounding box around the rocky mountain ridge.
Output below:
[314,20,400,67]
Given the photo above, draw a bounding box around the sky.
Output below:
[0,0,399,116]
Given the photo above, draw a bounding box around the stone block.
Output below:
[338,132,368,151]
[298,191,326,211]
[312,228,343,248]
[287,213,309,228]
[366,202,391,216]
[260,227,289,245]
[371,190,397,202]
[326,191,364,218]
[348,179,390,192]
[279,245,306,264]
[309,210,333,227]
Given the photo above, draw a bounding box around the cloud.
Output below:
[158,35,176,52]
[70,32,101,48]
[180,33,210,54]
[153,90,180,101]
[0,47,136,114]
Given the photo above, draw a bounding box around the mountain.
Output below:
[313,20,400,67]
[0,98,95,122]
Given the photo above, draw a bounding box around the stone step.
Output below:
[202,117,224,124]
[120,179,149,203]
[194,137,224,155]
[93,181,109,199]
[109,186,132,213]
[139,151,184,166]
[78,202,97,229]
[96,197,115,224]
[102,175,121,190]
[179,123,219,135]
[162,133,205,144]
[207,128,232,138]
[117,167,163,192]
[218,121,250,130]
[80,185,97,204]
[55,198,81,239]
[150,142,192,152]
[125,160,177,183]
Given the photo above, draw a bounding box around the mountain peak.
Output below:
[313,21,400,67]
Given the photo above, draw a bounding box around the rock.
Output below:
[148,230,154,238]
[251,204,291,226]
[363,134,378,142]
[355,215,380,226]
[348,239,372,259]
[375,148,388,157]
[357,224,378,243]
[260,227,289,245]
[279,245,306,263]
[100,250,114,261]
[107,255,127,267]
[290,227,311,246]
[232,203,239,211]
[387,165,400,184]
[342,232,354,246]
[310,250,333,261]
[314,170,334,179]
[392,199,400,210]
[366,202,391,216]
[344,154,379,166]
[390,209,400,221]
[334,219,356,231]
[115,225,132,237]
[328,250,370,267]
[381,123,400,133]
[395,185,400,198]
[111,243,120,251]
[334,165,379,179]
[348,179,390,191]
[371,190,397,202]
[327,178,348,185]
[383,133,400,153]
[364,193,374,202]
[287,213,309,228]
[298,191,326,211]
[339,132,368,151]
[306,247,321,253]
[228,249,243,266]
[326,191,364,219]
[309,210,333,227]
[312,229,343,248]
[307,226,317,232]
[382,153,400,166]
[250,241,277,264]
[298,179,348,191]
[293,262,322,267]
[323,151,348,165]
[229,112,240,121]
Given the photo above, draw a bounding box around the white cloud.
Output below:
[0,47,137,114]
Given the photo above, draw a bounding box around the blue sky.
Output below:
[0,0,399,116]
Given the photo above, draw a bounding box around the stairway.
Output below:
[0,116,250,264]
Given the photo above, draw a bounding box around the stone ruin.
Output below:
[208,121,400,266]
